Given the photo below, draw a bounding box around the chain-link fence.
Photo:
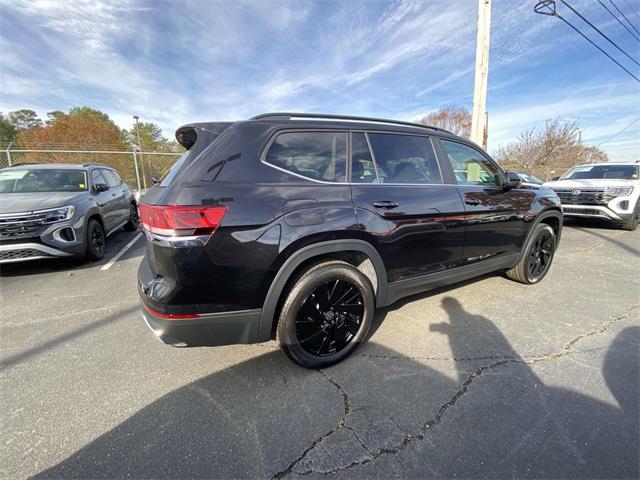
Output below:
[0,148,181,194]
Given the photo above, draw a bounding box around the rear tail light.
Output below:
[139,203,227,237]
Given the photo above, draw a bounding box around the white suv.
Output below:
[544,162,640,231]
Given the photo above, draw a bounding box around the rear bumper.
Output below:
[140,301,262,347]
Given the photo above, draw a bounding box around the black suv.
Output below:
[138,113,562,367]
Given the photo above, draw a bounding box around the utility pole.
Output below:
[133,115,147,189]
[471,0,491,149]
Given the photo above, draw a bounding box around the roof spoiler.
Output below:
[175,122,233,150]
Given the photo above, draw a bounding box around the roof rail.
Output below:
[250,112,452,134]
[6,162,37,167]
[82,163,108,168]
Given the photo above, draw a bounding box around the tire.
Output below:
[276,260,375,368]
[506,223,556,285]
[86,219,106,261]
[123,203,139,231]
[620,203,639,231]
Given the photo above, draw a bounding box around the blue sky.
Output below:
[0,0,638,160]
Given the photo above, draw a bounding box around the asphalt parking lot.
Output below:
[1,220,638,479]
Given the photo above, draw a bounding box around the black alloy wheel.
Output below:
[506,223,557,284]
[295,279,364,357]
[527,228,555,282]
[277,260,375,368]
[86,219,106,260]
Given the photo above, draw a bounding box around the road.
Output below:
[1,220,638,479]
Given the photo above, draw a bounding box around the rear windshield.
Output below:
[160,150,191,186]
[561,164,639,180]
[0,169,88,193]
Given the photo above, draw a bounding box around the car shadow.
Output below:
[0,229,144,277]
[32,298,639,479]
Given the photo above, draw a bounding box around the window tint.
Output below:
[367,133,442,184]
[439,140,500,186]
[91,169,107,186]
[101,170,120,187]
[351,132,378,183]
[265,131,346,182]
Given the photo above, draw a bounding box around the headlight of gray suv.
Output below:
[39,206,76,223]
[605,186,634,196]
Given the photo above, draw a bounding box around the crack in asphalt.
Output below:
[271,369,350,480]
[273,304,639,478]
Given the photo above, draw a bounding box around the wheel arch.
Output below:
[517,208,563,265]
[257,239,387,342]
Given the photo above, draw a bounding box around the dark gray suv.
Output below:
[0,163,139,264]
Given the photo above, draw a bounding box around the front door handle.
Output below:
[465,199,481,206]
[373,201,399,209]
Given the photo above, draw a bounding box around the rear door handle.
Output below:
[465,199,481,206]
[373,201,399,209]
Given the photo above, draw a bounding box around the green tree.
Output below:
[67,106,112,124]
[0,113,17,144]
[9,109,42,130]
[46,111,66,125]
[128,121,177,152]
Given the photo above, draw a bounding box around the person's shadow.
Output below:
[33,298,638,479]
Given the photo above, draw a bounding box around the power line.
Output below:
[620,0,638,21]
[609,0,640,37]
[597,115,640,146]
[560,0,640,66]
[534,1,640,83]
[597,0,640,42]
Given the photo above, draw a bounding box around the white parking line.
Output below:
[100,232,143,271]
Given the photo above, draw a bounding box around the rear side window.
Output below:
[367,133,442,184]
[265,131,347,182]
[439,140,500,186]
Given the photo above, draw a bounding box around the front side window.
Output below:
[0,169,88,193]
[367,133,442,184]
[439,140,501,186]
[91,169,107,187]
[265,131,347,182]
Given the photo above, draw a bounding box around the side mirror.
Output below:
[94,183,109,193]
[504,172,522,190]
[150,176,160,185]
[551,176,560,181]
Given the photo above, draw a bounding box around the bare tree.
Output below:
[418,105,471,138]
[495,120,609,180]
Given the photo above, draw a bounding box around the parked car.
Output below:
[544,162,640,230]
[138,113,563,368]
[0,163,139,264]
[514,171,544,185]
